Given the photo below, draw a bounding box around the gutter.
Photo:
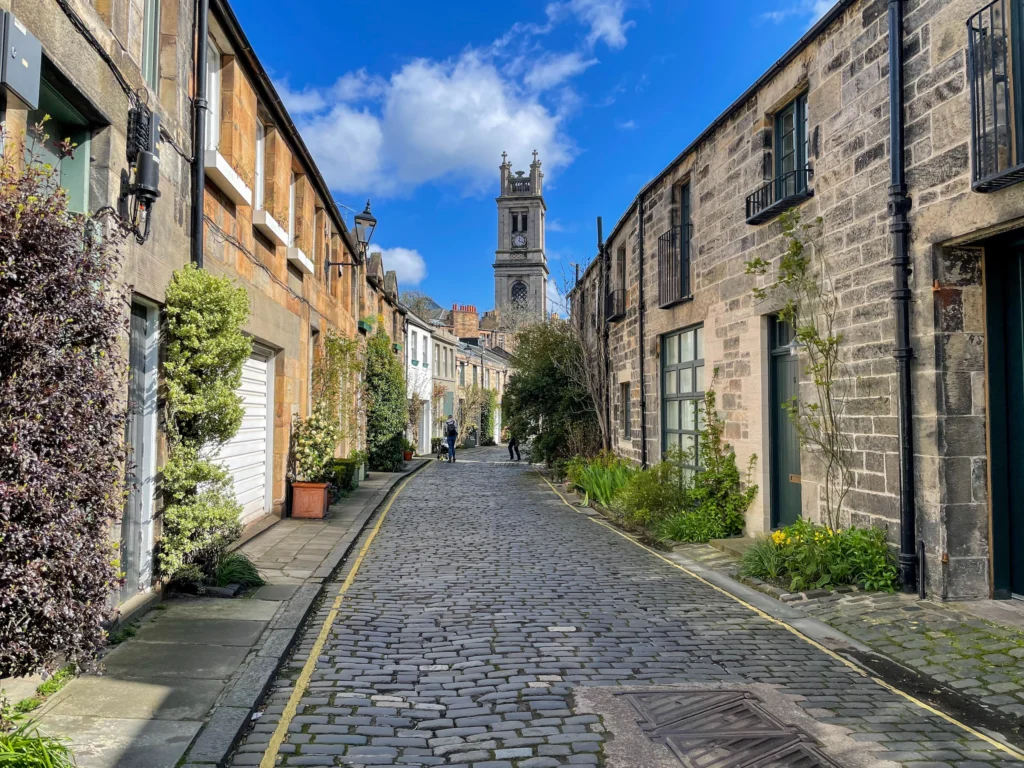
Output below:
[190,0,210,267]
[210,0,360,261]
[887,0,919,594]
[602,0,858,249]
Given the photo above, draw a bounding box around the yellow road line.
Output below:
[535,469,1024,761]
[258,462,432,768]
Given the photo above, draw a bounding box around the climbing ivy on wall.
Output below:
[364,326,407,471]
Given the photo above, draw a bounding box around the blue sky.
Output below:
[231,0,832,312]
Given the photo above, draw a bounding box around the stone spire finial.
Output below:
[501,151,508,164]
[532,149,539,165]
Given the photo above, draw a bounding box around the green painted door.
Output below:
[986,243,1024,597]
[770,318,802,528]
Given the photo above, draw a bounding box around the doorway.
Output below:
[122,301,158,603]
[769,317,802,528]
[986,240,1024,597]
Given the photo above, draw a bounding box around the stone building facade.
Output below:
[494,151,549,323]
[431,326,459,440]
[1,0,405,609]
[571,0,1024,600]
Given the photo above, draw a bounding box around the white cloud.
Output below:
[547,277,567,317]
[761,0,833,24]
[369,245,427,286]
[548,0,634,49]
[273,3,634,198]
[525,52,598,91]
[616,119,636,130]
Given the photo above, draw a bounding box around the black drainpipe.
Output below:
[888,0,918,594]
[190,0,210,267]
[637,195,648,469]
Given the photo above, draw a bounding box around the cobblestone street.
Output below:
[229,448,1024,767]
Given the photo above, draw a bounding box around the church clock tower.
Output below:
[494,150,548,323]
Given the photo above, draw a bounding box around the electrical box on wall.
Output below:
[1,12,41,111]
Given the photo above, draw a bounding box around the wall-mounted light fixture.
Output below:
[118,99,161,244]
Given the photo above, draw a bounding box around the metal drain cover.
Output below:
[622,691,841,768]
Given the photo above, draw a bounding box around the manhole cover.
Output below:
[622,691,841,768]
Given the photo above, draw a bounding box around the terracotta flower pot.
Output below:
[291,482,329,519]
[404,450,413,461]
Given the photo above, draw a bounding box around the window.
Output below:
[485,369,490,389]
[512,210,528,232]
[473,365,478,386]
[459,362,466,386]
[662,325,705,466]
[968,0,1024,191]
[254,121,266,210]
[511,280,528,306]
[411,330,418,362]
[350,264,358,317]
[26,81,92,214]
[422,336,427,366]
[393,313,399,341]
[620,382,632,439]
[659,182,692,308]
[434,346,439,369]
[206,38,221,151]
[745,93,812,224]
[142,0,160,90]
[607,246,627,321]
[288,172,296,245]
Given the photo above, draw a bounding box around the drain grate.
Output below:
[622,691,842,768]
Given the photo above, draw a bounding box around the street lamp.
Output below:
[325,199,377,280]
[354,200,377,252]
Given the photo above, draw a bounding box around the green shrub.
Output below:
[291,401,341,483]
[12,699,40,714]
[740,520,898,593]
[657,505,741,543]
[331,459,358,492]
[365,328,407,472]
[614,448,690,527]
[567,452,635,507]
[159,266,251,586]
[0,716,75,766]
[35,666,75,698]
[214,552,264,588]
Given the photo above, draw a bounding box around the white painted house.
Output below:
[405,312,434,455]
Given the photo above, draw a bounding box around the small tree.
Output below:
[480,388,498,445]
[160,265,252,584]
[0,130,129,677]
[313,328,362,445]
[456,384,488,445]
[364,327,406,471]
[745,210,851,530]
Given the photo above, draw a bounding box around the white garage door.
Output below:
[221,351,272,526]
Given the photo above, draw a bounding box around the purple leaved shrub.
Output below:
[0,130,129,678]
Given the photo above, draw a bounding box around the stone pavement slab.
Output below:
[228,446,1024,767]
[35,461,427,768]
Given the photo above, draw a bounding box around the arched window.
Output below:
[511,281,529,305]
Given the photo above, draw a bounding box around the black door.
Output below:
[986,243,1024,597]
[121,303,148,602]
[770,318,802,528]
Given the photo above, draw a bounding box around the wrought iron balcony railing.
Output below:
[606,288,626,322]
[745,168,814,225]
[968,0,1024,191]
[657,224,692,308]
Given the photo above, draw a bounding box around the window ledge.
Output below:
[973,164,1024,193]
[254,209,288,247]
[287,247,313,276]
[412,360,419,366]
[204,150,253,207]
[657,295,694,310]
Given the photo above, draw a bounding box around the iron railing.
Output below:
[657,224,692,308]
[968,0,1024,191]
[745,167,814,224]
[606,288,626,322]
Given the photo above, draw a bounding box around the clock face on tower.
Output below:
[512,232,527,249]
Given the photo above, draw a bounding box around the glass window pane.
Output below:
[681,330,695,362]
[695,364,705,393]
[665,335,679,365]
[681,434,695,459]
[697,400,706,431]
[664,370,677,396]
[666,400,680,430]
[666,432,680,448]
[682,400,696,431]
[681,368,694,393]
[695,326,703,359]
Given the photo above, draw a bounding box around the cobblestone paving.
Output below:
[675,541,1024,722]
[231,448,1023,767]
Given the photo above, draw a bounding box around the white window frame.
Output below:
[254,120,266,210]
[206,38,221,151]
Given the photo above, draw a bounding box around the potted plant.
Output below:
[402,437,415,462]
[290,404,340,518]
[350,449,369,482]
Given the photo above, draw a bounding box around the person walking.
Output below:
[444,414,458,463]
[508,434,521,462]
